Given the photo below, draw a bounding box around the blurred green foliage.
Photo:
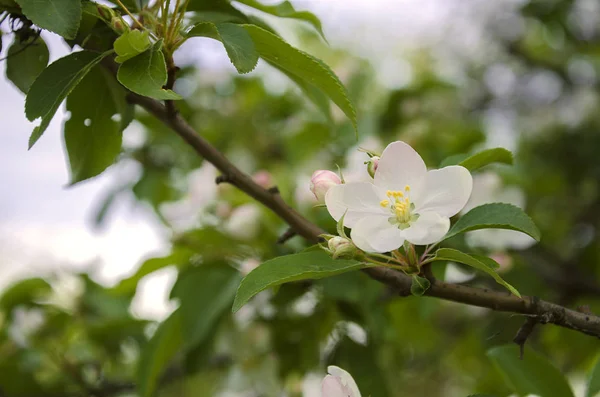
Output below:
[3,0,600,396]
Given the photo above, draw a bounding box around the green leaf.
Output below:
[111,248,194,296]
[6,36,49,94]
[64,66,126,184]
[587,355,600,397]
[433,248,520,297]
[114,30,151,63]
[241,24,357,132]
[0,278,51,313]
[25,50,111,148]
[440,153,469,168]
[487,345,575,397]
[444,203,541,242]
[232,251,365,313]
[137,309,183,397]
[410,275,431,296]
[188,22,258,74]
[459,148,514,171]
[171,264,241,349]
[14,0,81,39]
[117,42,182,100]
[234,0,326,41]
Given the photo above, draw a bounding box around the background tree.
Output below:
[1,0,600,396]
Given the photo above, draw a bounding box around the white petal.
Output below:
[327,366,362,397]
[325,182,386,227]
[321,375,348,397]
[402,212,450,245]
[414,166,473,217]
[374,141,427,193]
[350,215,404,253]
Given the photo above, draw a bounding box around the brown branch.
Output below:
[513,316,539,359]
[125,92,600,339]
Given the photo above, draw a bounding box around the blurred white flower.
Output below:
[8,307,45,347]
[224,204,262,240]
[321,366,361,397]
[160,163,218,232]
[462,172,536,251]
[239,257,260,275]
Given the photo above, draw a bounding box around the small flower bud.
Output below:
[310,170,341,203]
[253,170,272,189]
[111,16,130,34]
[328,236,356,259]
[366,156,379,178]
[97,5,116,21]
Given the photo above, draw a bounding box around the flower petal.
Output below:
[350,215,404,253]
[321,375,349,397]
[402,212,450,245]
[325,182,386,227]
[374,141,427,193]
[327,366,362,397]
[414,166,473,217]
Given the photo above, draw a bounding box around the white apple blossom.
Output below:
[325,141,473,253]
[321,366,361,397]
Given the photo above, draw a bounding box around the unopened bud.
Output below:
[253,170,272,189]
[366,156,379,178]
[328,236,356,259]
[97,5,116,21]
[310,170,341,203]
[111,16,130,34]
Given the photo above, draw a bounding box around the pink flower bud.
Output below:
[253,170,272,189]
[366,156,379,178]
[310,170,341,203]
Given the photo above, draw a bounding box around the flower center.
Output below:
[380,185,419,230]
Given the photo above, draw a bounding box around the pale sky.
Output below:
[0,0,519,319]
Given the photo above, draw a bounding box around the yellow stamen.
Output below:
[386,190,392,197]
[404,185,410,192]
[380,200,389,207]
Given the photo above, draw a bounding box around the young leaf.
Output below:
[111,248,194,296]
[433,248,520,297]
[459,148,513,172]
[25,50,111,148]
[241,24,357,133]
[171,264,241,349]
[117,43,182,100]
[187,22,259,74]
[487,345,575,397]
[0,278,51,313]
[6,36,49,94]
[14,0,81,39]
[114,30,151,63]
[410,275,431,296]
[232,251,365,312]
[234,0,326,41]
[64,67,126,184]
[444,203,541,242]
[137,309,183,397]
[587,355,600,397]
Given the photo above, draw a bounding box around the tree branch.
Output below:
[126,93,600,339]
